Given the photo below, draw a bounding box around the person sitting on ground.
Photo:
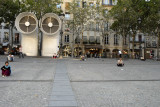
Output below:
[1,61,11,77]
[80,55,85,61]
[117,58,124,67]
[52,53,57,59]
[7,53,14,62]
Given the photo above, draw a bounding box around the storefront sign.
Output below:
[146,51,150,53]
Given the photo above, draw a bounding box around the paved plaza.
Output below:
[0,55,160,107]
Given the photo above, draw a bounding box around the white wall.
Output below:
[42,33,59,56]
[21,32,38,56]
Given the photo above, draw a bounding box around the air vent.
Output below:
[15,12,38,34]
[41,13,61,35]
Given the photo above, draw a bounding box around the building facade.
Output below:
[60,0,160,59]
[0,23,21,54]
[0,0,159,58]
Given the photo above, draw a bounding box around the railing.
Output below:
[130,40,145,43]
[114,43,119,46]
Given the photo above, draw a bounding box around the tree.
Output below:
[140,0,160,59]
[23,0,62,56]
[0,0,26,50]
[69,0,90,56]
[109,0,160,58]
[89,0,109,54]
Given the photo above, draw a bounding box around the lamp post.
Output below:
[144,0,151,60]
[156,2,160,60]
[59,13,65,59]
[138,17,142,59]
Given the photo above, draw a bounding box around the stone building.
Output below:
[0,23,21,54]
[61,0,129,58]
[0,0,159,58]
[60,0,159,59]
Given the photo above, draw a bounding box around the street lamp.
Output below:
[137,17,142,59]
[59,13,65,58]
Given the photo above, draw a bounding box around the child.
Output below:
[1,61,11,77]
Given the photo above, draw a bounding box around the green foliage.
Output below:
[24,0,62,20]
[69,0,90,27]
[68,0,108,33]
[0,0,25,26]
[110,0,160,34]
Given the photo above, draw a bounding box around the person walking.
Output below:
[1,61,11,77]
[19,46,24,58]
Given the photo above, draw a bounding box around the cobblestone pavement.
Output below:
[0,82,52,107]
[0,55,160,107]
[67,58,160,107]
[67,58,160,81]
[0,55,56,107]
[72,82,160,107]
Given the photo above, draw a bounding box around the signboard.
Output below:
[146,51,150,53]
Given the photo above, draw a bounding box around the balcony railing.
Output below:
[114,43,119,46]
[130,40,145,43]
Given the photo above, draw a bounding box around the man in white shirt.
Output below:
[118,50,122,58]
[19,46,24,58]
[7,53,14,62]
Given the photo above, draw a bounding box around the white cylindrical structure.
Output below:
[21,32,38,56]
[41,13,61,56]
[15,12,38,56]
[42,33,59,56]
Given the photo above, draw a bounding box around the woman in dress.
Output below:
[1,61,11,77]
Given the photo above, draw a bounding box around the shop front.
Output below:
[85,45,102,58]
[102,49,111,58]
[145,49,155,59]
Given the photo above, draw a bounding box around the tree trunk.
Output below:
[37,26,40,56]
[128,34,131,58]
[78,43,79,57]
[81,31,84,55]
[121,35,124,59]
[132,34,135,59]
[37,19,43,57]
[71,22,75,58]
[9,26,14,51]
[157,28,160,59]
[71,35,74,58]
[39,31,43,56]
